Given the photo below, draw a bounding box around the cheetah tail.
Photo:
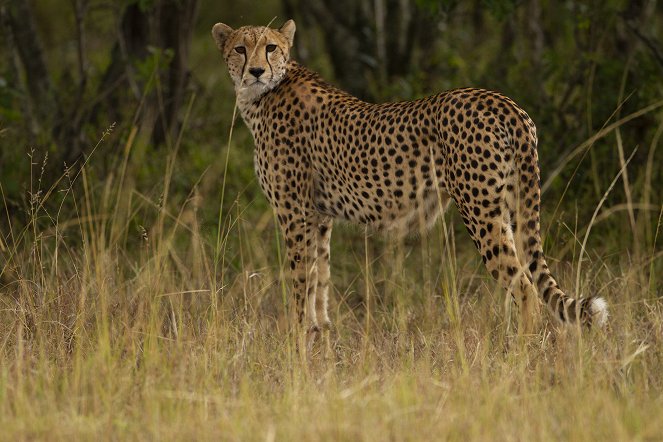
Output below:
[530,255,609,328]
[513,126,608,328]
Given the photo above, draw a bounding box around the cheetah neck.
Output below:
[235,60,286,125]
[236,60,353,128]
[234,83,270,108]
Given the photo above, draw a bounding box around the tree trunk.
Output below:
[153,0,199,146]
[91,0,198,151]
[2,0,59,131]
[285,0,437,100]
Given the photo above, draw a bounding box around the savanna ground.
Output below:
[1,0,663,440]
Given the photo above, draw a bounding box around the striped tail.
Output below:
[508,105,608,328]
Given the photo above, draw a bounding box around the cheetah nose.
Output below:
[248,67,265,78]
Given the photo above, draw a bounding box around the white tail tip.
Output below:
[589,297,609,328]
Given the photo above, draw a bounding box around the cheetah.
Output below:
[211,19,608,342]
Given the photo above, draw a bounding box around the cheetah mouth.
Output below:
[243,78,268,87]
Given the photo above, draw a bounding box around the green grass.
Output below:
[1,109,662,440]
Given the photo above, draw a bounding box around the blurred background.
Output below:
[1,0,662,278]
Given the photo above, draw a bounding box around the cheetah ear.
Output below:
[212,23,234,51]
[279,19,296,46]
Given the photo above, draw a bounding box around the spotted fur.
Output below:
[212,20,608,337]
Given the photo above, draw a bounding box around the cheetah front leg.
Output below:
[315,218,333,331]
[277,210,323,351]
[313,217,334,357]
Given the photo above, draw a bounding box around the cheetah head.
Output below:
[212,20,296,103]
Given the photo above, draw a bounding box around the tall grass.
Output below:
[0,102,662,439]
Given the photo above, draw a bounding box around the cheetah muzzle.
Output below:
[211,19,608,343]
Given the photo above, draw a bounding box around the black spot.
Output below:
[529,260,538,272]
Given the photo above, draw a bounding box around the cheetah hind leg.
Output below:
[455,200,541,334]
[278,212,323,357]
[483,219,541,334]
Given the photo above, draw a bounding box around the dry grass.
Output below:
[1,113,662,440]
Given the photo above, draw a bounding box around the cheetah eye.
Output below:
[266,44,277,53]
[234,46,246,54]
